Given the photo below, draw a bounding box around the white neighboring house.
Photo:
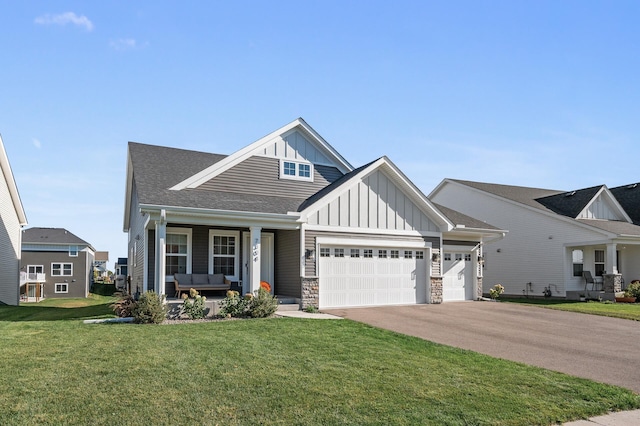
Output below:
[0,134,28,305]
[430,179,640,300]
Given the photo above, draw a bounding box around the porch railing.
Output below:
[20,272,46,285]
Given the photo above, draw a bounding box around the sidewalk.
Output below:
[564,409,640,425]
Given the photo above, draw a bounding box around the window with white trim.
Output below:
[363,249,373,258]
[55,283,68,293]
[350,248,360,258]
[320,247,331,257]
[594,250,605,276]
[334,248,345,258]
[378,249,387,258]
[572,249,584,277]
[52,263,72,276]
[465,254,472,262]
[444,253,451,261]
[390,250,399,259]
[455,253,463,261]
[166,228,192,276]
[279,159,314,182]
[69,245,78,257]
[209,230,238,280]
[416,251,424,259]
[404,251,413,259]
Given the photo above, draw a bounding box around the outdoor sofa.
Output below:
[173,273,231,298]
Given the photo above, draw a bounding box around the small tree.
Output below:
[132,291,167,324]
[247,287,278,318]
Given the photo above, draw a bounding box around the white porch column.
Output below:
[606,243,618,274]
[249,226,262,293]
[155,210,167,296]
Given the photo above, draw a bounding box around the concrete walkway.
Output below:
[274,311,342,319]
[563,409,640,425]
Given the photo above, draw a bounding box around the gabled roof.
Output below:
[434,179,640,237]
[610,183,640,225]
[535,185,603,217]
[299,156,453,230]
[123,142,308,230]
[0,134,27,225]
[431,202,501,231]
[169,118,353,191]
[22,227,92,247]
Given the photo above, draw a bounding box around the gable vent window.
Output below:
[280,160,314,182]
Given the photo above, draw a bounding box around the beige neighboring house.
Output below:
[94,251,109,278]
[0,134,28,305]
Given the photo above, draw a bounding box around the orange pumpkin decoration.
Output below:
[260,281,271,292]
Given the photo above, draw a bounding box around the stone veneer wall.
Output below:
[301,277,319,309]
[603,274,622,294]
[430,277,443,304]
[476,277,483,300]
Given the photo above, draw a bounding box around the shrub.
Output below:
[219,290,249,317]
[624,281,640,299]
[132,291,167,324]
[110,291,136,318]
[247,287,278,318]
[489,284,505,300]
[181,288,207,319]
[304,305,318,313]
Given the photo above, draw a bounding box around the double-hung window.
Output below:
[572,249,584,277]
[209,230,239,281]
[166,228,192,277]
[594,250,605,276]
[52,263,72,276]
[55,283,68,293]
[280,160,314,182]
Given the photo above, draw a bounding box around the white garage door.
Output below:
[319,246,428,309]
[442,252,474,301]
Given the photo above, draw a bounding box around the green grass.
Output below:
[0,302,638,425]
[503,297,640,321]
[0,295,116,321]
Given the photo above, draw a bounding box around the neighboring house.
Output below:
[430,179,640,300]
[0,134,28,305]
[114,257,128,290]
[123,118,504,308]
[20,228,96,301]
[94,251,109,278]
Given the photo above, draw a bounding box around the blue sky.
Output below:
[1,1,639,264]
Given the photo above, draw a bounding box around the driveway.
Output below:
[324,302,640,393]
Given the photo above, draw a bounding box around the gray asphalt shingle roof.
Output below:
[451,179,640,238]
[22,227,92,246]
[431,202,500,230]
[129,142,307,214]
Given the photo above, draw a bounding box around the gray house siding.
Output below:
[304,230,439,277]
[0,173,21,305]
[198,156,343,199]
[21,250,91,299]
[128,181,147,295]
[275,230,301,298]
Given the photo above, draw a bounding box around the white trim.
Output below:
[305,224,441,238]
[208,229,240,282]
[316,237,431,249]
[164,227,192,282]
[578,186,633,223]
[51,262,73,276]
[279,159,314,182]
[55,283,69,293]
[0,134,28,225]
[170,118,353,190]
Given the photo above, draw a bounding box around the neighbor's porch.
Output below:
[566,242,640,300]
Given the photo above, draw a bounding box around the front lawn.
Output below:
[0,303,638,425]
[503,298,640,321]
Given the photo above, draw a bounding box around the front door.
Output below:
[242,232,274,295]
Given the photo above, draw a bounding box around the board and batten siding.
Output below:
[261,129,334,165]
[197,156,343,199]
[432,183,607,296]
[307,169,439,232]
[305,230,439,277]
[578,193,623,220]
[0,170,22,305]
[275,230,301,298]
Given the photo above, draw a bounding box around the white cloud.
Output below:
[34,12,94,31]
[32,138,41,149]
[109,38,146,51]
